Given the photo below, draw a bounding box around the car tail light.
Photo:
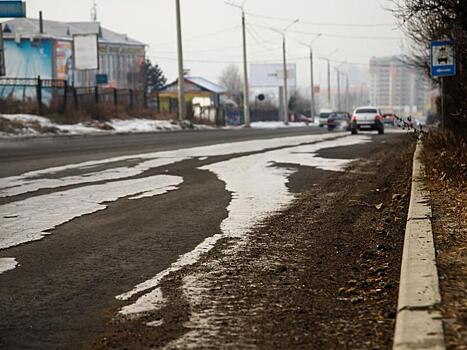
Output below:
[375,115,383,121]
[351,115,357,122]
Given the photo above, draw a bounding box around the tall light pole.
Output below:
[335,68,341,110]
[279,19,299,125]
[225,1,250,127]
[326,49,338,109]
[300,33,322,121]
[175,0,186,121]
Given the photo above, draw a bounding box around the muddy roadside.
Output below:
[91,135,416,350]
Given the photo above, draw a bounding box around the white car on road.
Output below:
[350,106,385,135]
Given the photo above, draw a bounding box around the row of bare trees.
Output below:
[392,0,467,131]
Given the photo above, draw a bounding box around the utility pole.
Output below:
[225,1,250,127]
[279,19,299,125]
[175,0,186,121]
[300,33,321,121]
[241,10,250,127]
[326,49,338,109]
[282,35,289,125]
[335,68,341,111]
[345,73,350,112]
[327,59,331,109]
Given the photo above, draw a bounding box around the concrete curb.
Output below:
[393,140,445,349]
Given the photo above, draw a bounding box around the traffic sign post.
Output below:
[431,41,456,77]
[431,40,456,130]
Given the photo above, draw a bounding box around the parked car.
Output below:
[327,112,351,131]
[350,106,385,135]
[318,109,333,127]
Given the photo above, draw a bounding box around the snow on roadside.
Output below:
[0,114,320,138]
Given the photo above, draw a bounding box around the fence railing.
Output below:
[0,76,147,118]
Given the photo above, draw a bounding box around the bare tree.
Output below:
[391,0,467,130]
[218,64,243,106]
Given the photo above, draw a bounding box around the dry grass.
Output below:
[422,130,467,350]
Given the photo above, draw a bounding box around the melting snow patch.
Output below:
[117,135,371,316]
[0,175,183,251]
[0,258,18,274]
[119,287,166,316]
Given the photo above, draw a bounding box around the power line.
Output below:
[149,25,241,47]
[248,22,401,40]
[245,11,395,28]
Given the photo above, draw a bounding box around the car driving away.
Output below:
[350,106,385,135]
[327,111,351,131]
[319,109,333,127]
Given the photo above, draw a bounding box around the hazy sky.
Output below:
[21,0,405,88]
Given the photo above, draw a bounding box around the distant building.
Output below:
[369,55,430,116]
[157,76,226,112]
[1,18,146,89]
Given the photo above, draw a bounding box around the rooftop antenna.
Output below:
[91,0,98,22]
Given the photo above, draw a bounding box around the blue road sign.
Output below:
[431,40,456,77]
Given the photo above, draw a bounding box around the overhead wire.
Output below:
[245,11,395,28]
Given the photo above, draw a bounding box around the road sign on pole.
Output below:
[431,40,456,77]
[0,1,26,18]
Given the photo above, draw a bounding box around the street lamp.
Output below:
[326,49,338,109]
[225,0,250,127]
[175,0,185,121]
[277,19,299,125]
[300,33,322,121]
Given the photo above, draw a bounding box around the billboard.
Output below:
[73,34,98,70]
[250,63,297,87]
[55,40,73,83]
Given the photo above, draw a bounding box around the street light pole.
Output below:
[175,0,186,121]
[300,33,321,122]
[326,49,338,109]
[241,9,250,127]
[327,59,331,109]
[282,34,289,125]
[335,68,341,111]
[279,19,299,125]
[225,1,250,127]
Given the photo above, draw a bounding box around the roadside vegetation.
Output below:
[392,1,466,348]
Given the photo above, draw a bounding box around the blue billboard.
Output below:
[0,39,53,100]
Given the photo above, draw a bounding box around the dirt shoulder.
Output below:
[421,132,467,349]
[90,135,416,349]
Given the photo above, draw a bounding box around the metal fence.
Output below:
[0,77,147,118]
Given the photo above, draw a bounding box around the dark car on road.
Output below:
[327,112,351,131]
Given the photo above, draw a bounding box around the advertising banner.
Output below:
[73,34,99,70]
[55,40,73,83]
[250,63,297,87]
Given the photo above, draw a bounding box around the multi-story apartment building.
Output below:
[369,55,430,116]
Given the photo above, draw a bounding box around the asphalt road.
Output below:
[0,127,328,177]
[0,128,407,349]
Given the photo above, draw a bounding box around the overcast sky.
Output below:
[23,0,405,88]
